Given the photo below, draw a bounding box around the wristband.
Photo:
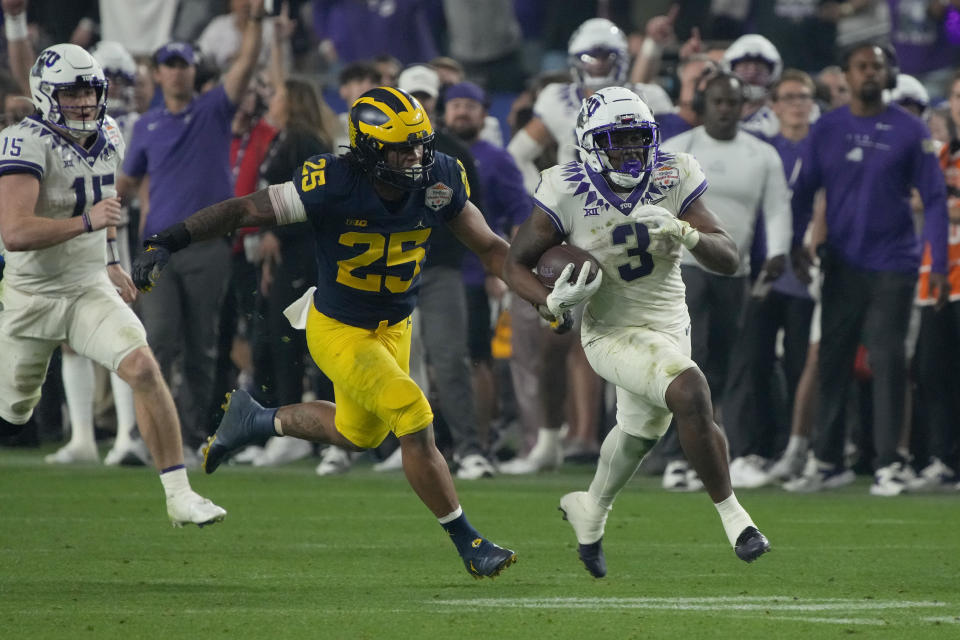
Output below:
[107,238,120,265]
[4,12,28,41]
[81,212,93,233]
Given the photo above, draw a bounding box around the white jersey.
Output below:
[534,152,707,332]
[533,81,674,166]
[0,115,124,295]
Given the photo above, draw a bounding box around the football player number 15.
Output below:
[337,229,432,293]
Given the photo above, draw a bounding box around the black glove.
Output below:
[132,223,191,291]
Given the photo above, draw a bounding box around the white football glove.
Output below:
[630,205,700,255]
[546,262,603,318]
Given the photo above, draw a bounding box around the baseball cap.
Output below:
[154,42,196,66]
[398,65,439,99]
[444,81,488,107]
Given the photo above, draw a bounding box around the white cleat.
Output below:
[315,446,353,476]
[253,437,312,467]
[729,455,771,489]
[783,455,855,493]
[869,461,910,497]
[662,460,703,492]
[104,439,151,466]
[372,446,403,472]
[167,492,227,528]
[499,438,563,475]
[44,441,99,465]
[456,453,496,479]
[766,449,807,481]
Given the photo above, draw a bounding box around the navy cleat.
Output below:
[575,539,607,578]
[460,537,517,579]
[735,526,771,563]
[203,389,272,474]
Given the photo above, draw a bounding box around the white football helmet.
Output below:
[885,73,929,114]
[568,18,629,90]
[723,34,782,101]
[30,44,108,138]
[91,41,136,116]
[576,86,659,189]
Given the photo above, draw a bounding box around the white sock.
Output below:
[61,351,96,448]
[714,493,756,547]
[159,467,192,500]
[784,434,808,458]
[110,372,136,449]
[437,506,463,524]
[588,425,654,510]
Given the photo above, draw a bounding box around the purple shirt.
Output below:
[124,85,237,239]
[312,0,438,64]
[462,139,531,286]
[792,104,948,274]
[656,112,693,142]
[764,133,810,298]
[889,0,960,75]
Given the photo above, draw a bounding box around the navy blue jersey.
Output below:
[293,151,469,328]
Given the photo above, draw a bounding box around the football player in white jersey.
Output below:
[0,44,226,527]
[508,17,673,193]
[504,87,771,577]
[42,40,147,468]
[502,17,671,474]
[722,33,786,139]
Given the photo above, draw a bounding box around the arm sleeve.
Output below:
[507,127,547,195]
[914,130,950,274]
[269,182,308,225]
[0,128,46,179]
[760,145,793,258]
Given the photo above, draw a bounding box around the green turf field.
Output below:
[2,446,959,639]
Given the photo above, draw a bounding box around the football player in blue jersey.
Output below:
[132,87,516,579]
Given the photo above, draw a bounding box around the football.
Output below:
[536,244,600,289]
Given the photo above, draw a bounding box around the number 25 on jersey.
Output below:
[337,229,431,294]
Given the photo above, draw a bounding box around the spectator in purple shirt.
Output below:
[444,81,531,469]
[118,1,264,458]
[787,43,950,496]
[313,0,438,66]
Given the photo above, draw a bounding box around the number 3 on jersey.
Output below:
[337,229,432,293]
[612,222,654,281]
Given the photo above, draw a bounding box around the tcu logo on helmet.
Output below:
[32,50,61,76]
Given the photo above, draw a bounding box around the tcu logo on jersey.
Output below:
[652,165,679,189]
[425,182,453,211]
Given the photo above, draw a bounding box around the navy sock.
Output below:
[251,406,278,439]
[441,513,483,555]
